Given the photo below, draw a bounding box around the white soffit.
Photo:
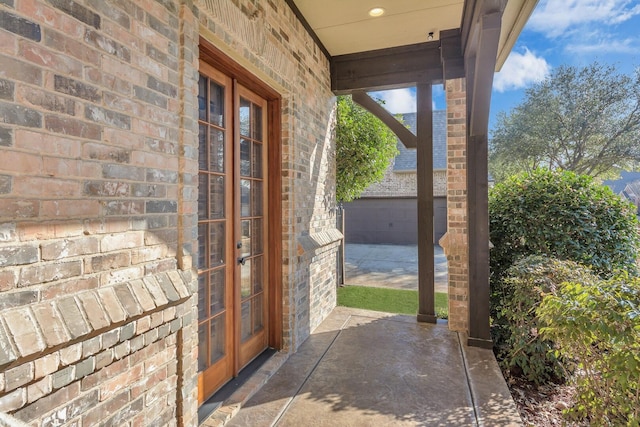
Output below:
[293,0,464,56]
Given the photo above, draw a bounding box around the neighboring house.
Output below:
[604,171,640,215]
[344,111,448,244]
[0,0,536,425]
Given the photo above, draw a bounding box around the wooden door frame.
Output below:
[200,38,283,352]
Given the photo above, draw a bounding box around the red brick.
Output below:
[31,302,71,347]
[27,376,52,403]
[76,291,110,330]
[43,27,101,64]
[45,115,102,140]
[56,297,91,339]
[142,276,169,306]
[14,383,81,422]
[101,265,144,286]
[104,91,144,117]
[41,199,101,218]
[16,84,76,115]
[59,343,82,366]
[14,176,80,197]
[41,237,99,261]
[81,389,130,426]
[131,245,166,264]
[83,218,126,235]
[0,27,17,56]
[129,280,156,311]
[81,355,127,391]
[145,375,176,406]
[0,199,39,219]
[99,362,144,401]
[42,157,81,177]
[144,346,173,375]
[15,129,83,158]
[0,150,43,173]
[4,307,45,357]
[41,276,99,300]
[17,0,83,38]
[0,269,17,290]
[34,353,60,379]
[20,260,82,286]
[84,67,131,96]
[97,287,126,323]
[101,55,145,85]
[5,362,34,391]
[0,388,26,412]
[0,54,42,85]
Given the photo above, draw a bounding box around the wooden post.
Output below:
[416,83,437,323]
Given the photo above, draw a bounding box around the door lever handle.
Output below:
[237,256,246,266]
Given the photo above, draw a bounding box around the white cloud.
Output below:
[368,88,416,114]
[529,0,640,38]
[566,37,637,54]
[493,48,551,92]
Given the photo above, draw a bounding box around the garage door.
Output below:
[343,197,447,245]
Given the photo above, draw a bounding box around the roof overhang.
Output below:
[290,0,537,71]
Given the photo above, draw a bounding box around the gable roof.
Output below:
[603,171,640,193]
[393,111,447,172]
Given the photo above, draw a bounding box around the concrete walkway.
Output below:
[345,244,448,293]
[204,307,522,427]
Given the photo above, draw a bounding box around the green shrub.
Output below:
[489,169,639,282]
[538,273,640,425]
[489,169,639,385]
[496,256,598,384]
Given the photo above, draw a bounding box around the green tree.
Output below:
[489,62,640,182]
[336,95,398,202]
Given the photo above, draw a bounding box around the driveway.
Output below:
[344,244,448,293]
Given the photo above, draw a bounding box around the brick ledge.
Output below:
[0,270,194,369]
[296,228,343,254]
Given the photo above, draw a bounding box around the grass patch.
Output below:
[337,286,448,318]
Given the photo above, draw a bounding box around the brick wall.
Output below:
[362,168,447,198]
[442,78,469,332]
[197,0,339,350]
[0,0,200,424]
[1,0,338,423]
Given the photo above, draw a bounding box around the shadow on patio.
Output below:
[204,307,521,426]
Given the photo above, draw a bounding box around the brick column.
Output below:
[441,78,469,333]
[176,1,199,426]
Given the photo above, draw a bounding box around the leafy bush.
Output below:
[496,256,598,384]
[538,273,640,425]
[489,169,639,283]
[335,95,398,203]
[489,169,639,384]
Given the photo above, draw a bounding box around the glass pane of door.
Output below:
[197,65,233,403]
[237,88,267,368]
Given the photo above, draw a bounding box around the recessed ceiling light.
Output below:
[369,7,385,17]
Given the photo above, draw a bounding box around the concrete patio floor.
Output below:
[202,307,522,426]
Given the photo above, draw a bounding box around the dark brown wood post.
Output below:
[467,133,492,347]
[417,83,437,323]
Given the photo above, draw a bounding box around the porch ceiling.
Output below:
[290,0,536,71]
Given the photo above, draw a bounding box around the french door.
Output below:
[197,62,269,402]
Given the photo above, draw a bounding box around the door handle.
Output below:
[237,256,246,266]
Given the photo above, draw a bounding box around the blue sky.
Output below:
[370,0,640,131]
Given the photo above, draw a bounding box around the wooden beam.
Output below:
[468,12,502,137]
[416,83,437,324]
[467,132,491,348]
[352,91,417,149]
[440,29,465,81]
[332,42,443,94]
[464,8,503,349]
